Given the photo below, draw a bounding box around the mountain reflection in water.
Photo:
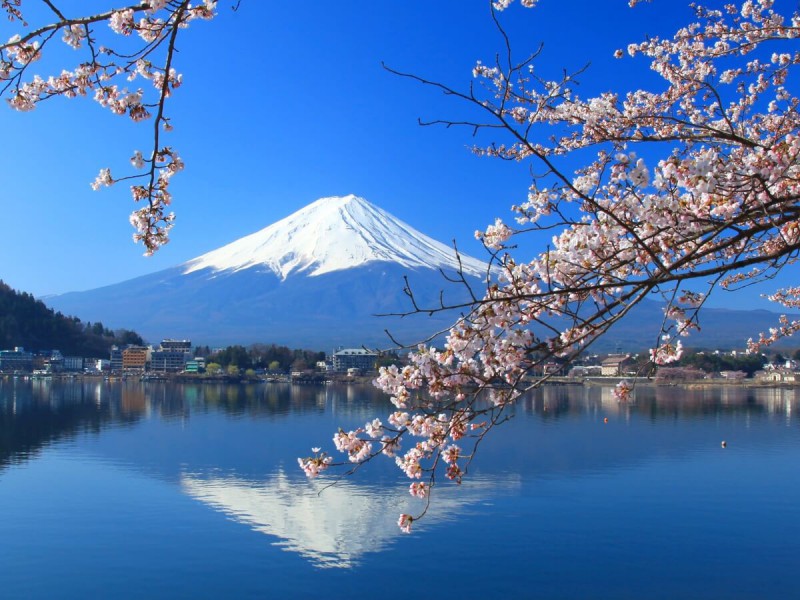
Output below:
[1,377,799,599]
[181,470,519,568]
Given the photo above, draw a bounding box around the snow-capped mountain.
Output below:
[183,195,487,280]
[47,195,490,348]
[46,193,786,351]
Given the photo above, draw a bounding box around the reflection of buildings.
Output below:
[121,385,147,415]
[513,383,800,423]
[181,471,520,568]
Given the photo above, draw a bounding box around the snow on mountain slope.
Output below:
[183,194,488,280]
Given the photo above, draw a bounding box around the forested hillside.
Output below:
[0,281,143,357]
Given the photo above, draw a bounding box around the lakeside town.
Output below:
[0,340,381,382]
[2,338,800,386]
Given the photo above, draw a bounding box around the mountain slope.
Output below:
[183,194,487,280]
[45,194,795,351]
[47,196,489,348]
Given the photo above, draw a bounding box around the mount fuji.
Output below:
[45,194,793,352]
[47,195,490,348]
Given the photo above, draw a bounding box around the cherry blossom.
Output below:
[0,1,217,254]
[397,513,414,534]
[297,447,334,478]
[304,0,800,531]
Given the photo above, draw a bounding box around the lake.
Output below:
[0,378,798,599]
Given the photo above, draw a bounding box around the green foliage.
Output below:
[677,351,767,377]
[0,280,144,357]
[205,362,222,375]
[212,345,251,369]
[209,344,325,373]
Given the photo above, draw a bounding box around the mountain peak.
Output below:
[183,195,488,280]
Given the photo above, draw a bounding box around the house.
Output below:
[601,355,630,376]
[755,368,797,383]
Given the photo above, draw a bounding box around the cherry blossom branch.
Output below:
[1,1,218,254]
[304,0,800,532]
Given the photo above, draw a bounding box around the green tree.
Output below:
[205,362,222,376]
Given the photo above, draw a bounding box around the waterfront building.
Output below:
[151,350,189,372]
[122,346,149,372]
[601,355,631,376]
[151,339,192,373]
[184,358,205,374]
[0,347,33,372]
[332,348,378,373]
[755,369,797,383]
[110,346,123,372]
[569,365,603,377]
[63,356,83,372]
[160,339,192,352]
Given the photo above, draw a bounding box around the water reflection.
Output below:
[515,382,800,420]
[181,470,519,568]
[2,378,798,471]
[2,377,800,599]
[2,377,800,582]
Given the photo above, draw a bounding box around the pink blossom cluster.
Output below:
[649,335,684,365]
[297,448,333,478]
[747,314,800,352]
[613,380,633,402]
[333,428,373,463]
[0,1,217,254]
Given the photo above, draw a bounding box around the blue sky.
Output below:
[0,0,792,310]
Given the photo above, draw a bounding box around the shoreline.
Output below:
[4,371,800,389]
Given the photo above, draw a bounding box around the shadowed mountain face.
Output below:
[47,262,480,348]
[46,194,794,350]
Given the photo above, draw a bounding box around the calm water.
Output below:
[0,379,798,599]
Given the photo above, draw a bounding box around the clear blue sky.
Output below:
[0,1,792,309]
